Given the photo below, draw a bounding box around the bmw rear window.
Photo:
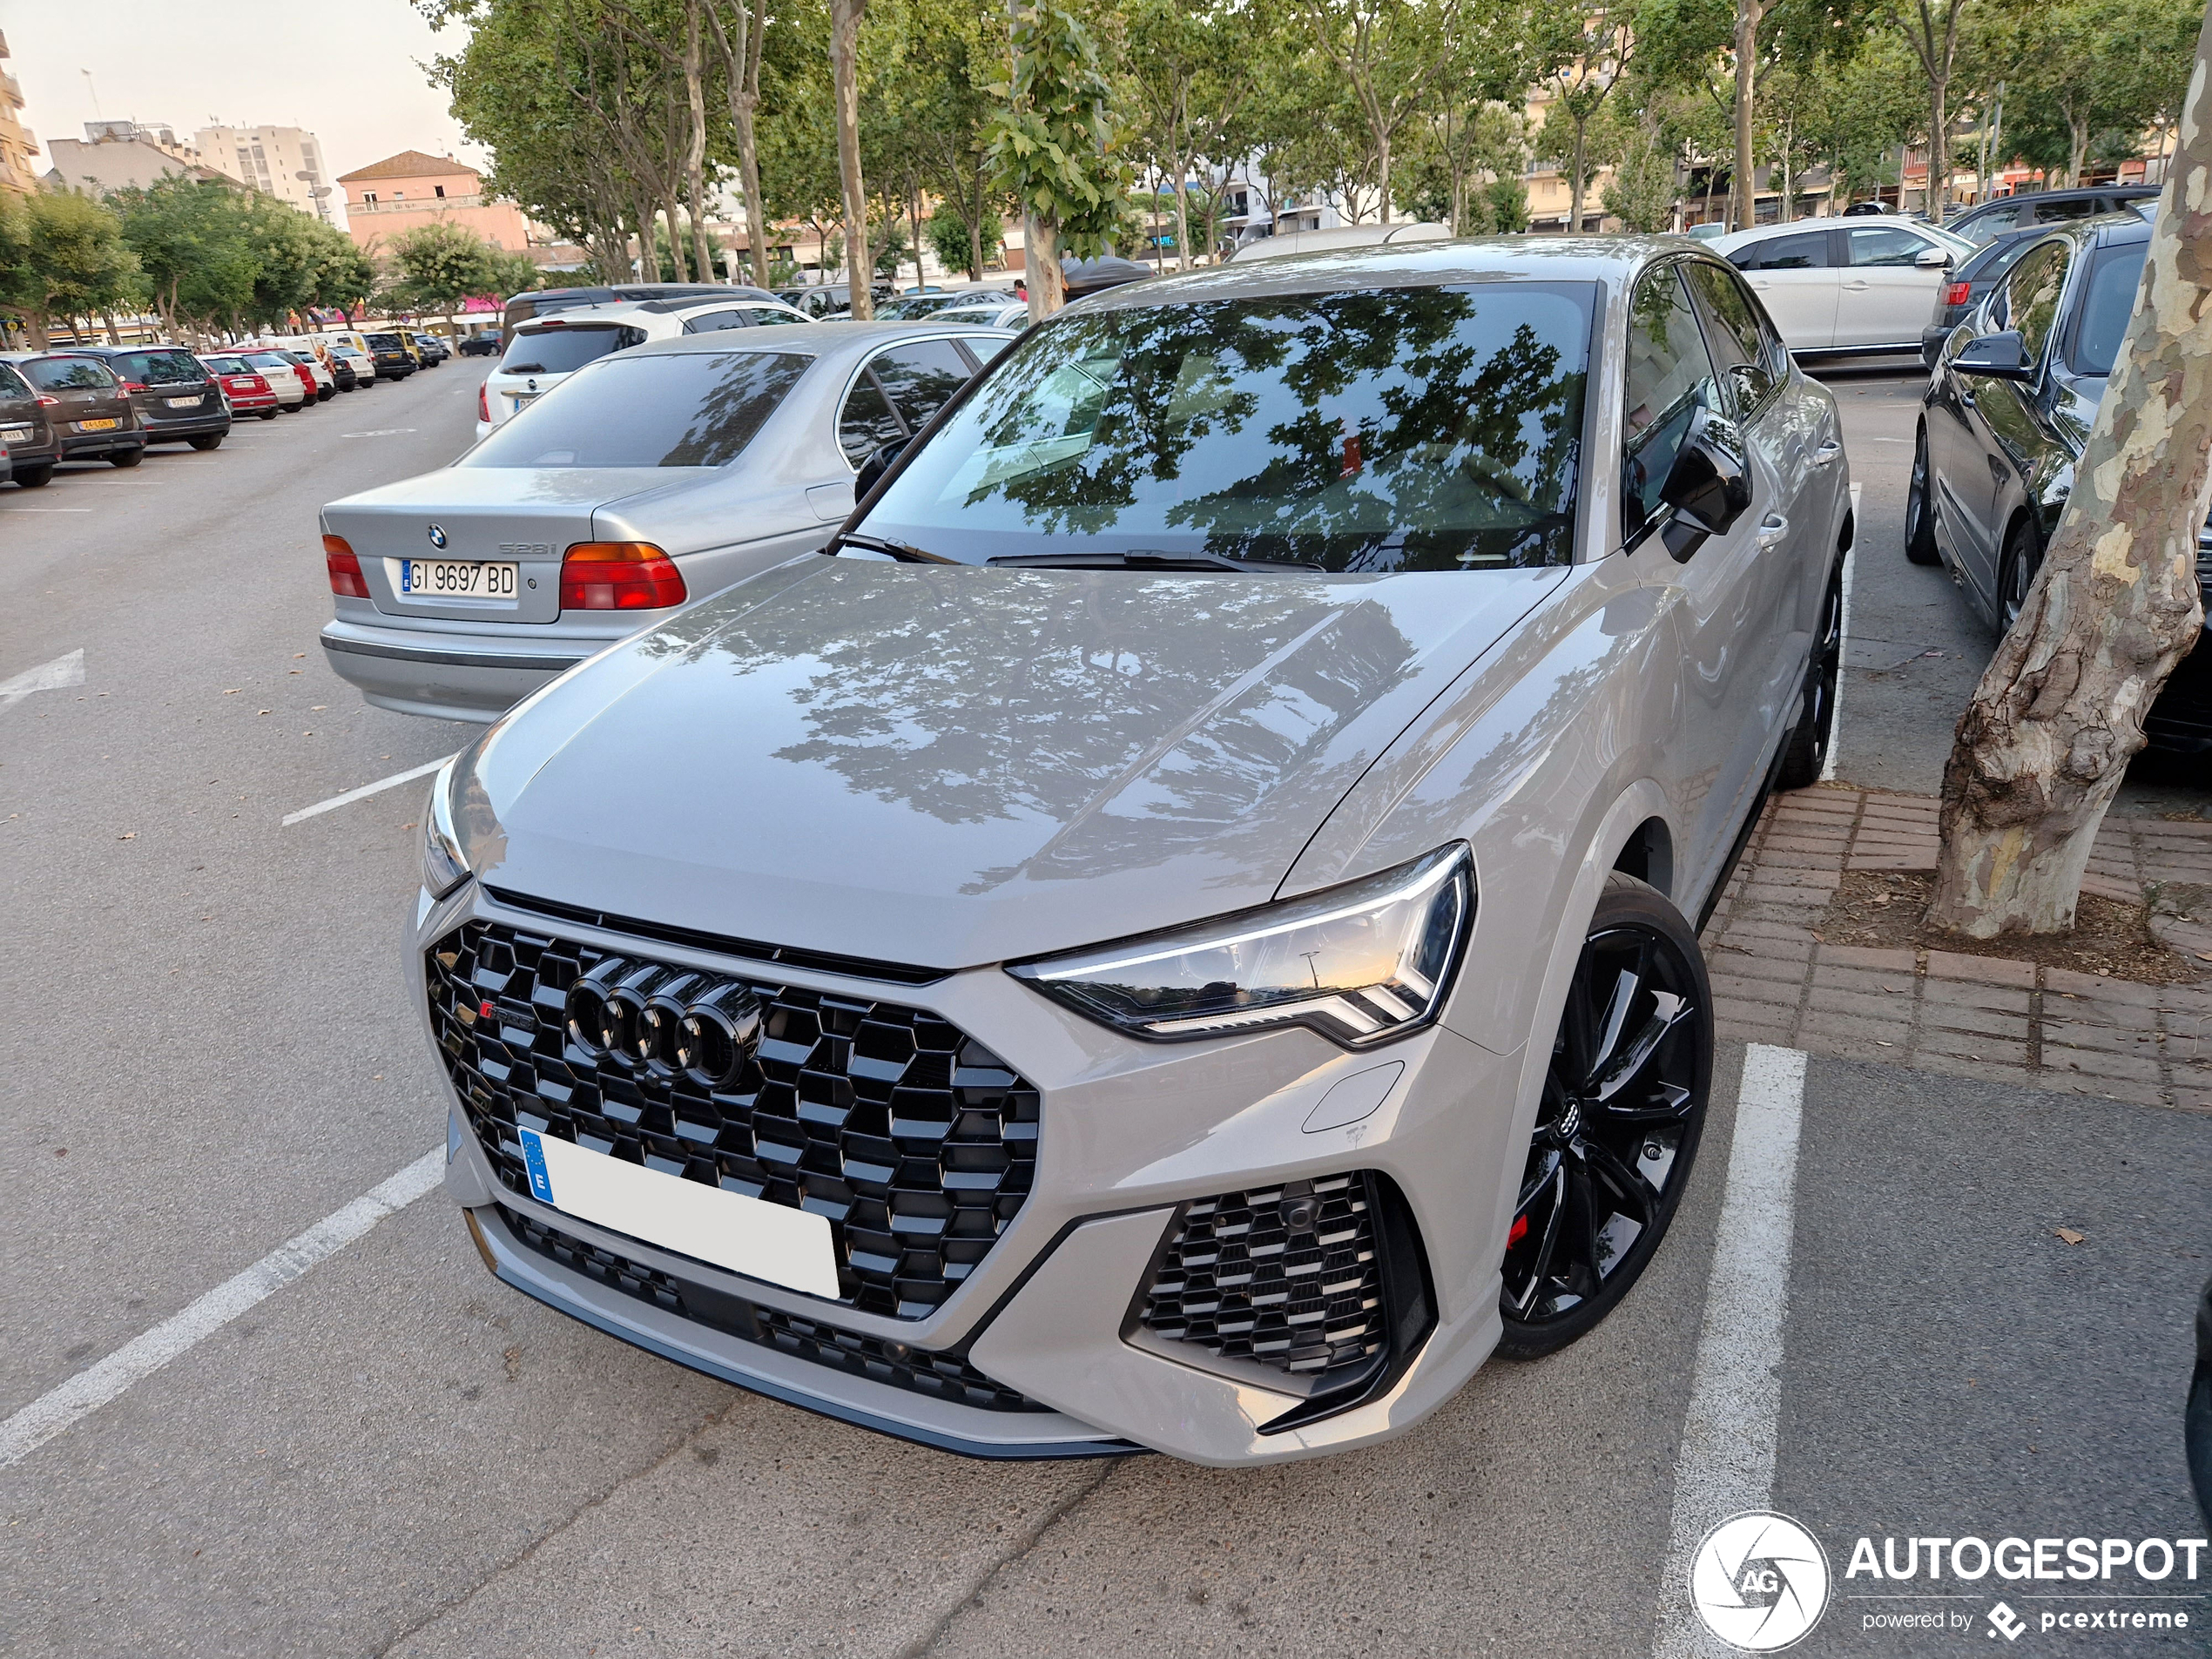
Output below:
[462,350,811,469]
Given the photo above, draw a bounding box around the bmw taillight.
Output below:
[477,382,490,422]
[324,534,370,599]
[1943,281,1970,307]
[559,543,686,611]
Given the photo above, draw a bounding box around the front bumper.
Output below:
[420,881,1523,1466]
[322,617,602,722]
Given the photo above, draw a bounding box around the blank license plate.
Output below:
[165,395,201,408]
[75,418,118,432]
[397,558,517,597]
[518,1127,839,1297]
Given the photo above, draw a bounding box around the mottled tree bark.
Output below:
[1927,10,2212,938]
[831,0,873,319]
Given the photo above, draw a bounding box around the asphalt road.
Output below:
[2,361,2204,1657]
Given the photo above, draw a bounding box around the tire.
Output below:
[187,434,223,451]
[1497,873,1713,1359]
[1777,554,1844,790]
[109,447,144,469]
[1999,518,2043,636]
[12,462,52,488]
[259,409,279,421]
[1905,424,1941,565]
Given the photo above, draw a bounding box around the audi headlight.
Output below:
[421,757,469,898]
[1009,845,1472,1047]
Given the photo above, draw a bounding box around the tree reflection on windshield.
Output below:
[865,283,1592,571]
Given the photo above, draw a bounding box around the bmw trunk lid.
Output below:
[321,467,675,624]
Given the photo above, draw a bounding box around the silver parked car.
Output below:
[320,321,1015,720]
[419,239,1851,1463]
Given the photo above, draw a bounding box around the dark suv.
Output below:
[0,359,62,487]
[1945,185,2161,247]
[363,332,418,380]
[75,344,231,448]
[0,353,145,469]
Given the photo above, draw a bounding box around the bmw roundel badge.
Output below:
[427,524,448,550]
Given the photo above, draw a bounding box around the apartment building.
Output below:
[0,30,40,195]
[337,151,532,254]
[198,124,339,224]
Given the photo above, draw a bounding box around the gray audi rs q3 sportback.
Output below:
[420,239,1852,1465]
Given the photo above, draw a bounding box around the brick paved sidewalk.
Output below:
[1699,786,2212,1111]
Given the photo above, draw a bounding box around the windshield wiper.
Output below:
[986,549,1314,572]
[831,531,950,563]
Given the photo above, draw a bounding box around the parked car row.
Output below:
[1,329,444,487]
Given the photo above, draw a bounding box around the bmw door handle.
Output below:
[1756,514,1791,549]
[1811,440,1843,468]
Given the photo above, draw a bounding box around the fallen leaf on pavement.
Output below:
[223,688,240,695]
[117,832,135,840]
[2054,1228,2087,1245]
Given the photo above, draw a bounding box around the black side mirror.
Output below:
[1656,408,1753,561]
[854,437,908,497]
[1952,330,2033,381]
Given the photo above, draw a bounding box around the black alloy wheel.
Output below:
[1498,873,1712,1359]
[1777,555,1845,789]
[2000,519,2042,635]
[1905,425,1941,564]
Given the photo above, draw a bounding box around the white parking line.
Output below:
[1651,1043,1808,1658]
[282,753,454,826]
[0,648,85,708]
[1820,482,1862,785]
[0,507,93,513]
[0,1149,444,1471]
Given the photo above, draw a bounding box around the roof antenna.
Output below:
[81,69,101,118]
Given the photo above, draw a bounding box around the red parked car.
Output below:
[198,354,280,420]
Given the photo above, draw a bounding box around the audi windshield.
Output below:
[852,282,1593,571]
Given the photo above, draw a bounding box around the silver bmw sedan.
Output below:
[318,320,1014,721]
[416,239,1851,1465]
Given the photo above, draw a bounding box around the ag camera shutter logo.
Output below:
[1689,1512,1832,1650]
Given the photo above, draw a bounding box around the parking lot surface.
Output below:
[3,363,2205,1656]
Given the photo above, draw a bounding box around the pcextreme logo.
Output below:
[1690,1512,1833,1651]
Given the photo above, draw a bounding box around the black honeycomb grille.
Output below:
[431,919,1039,1319]
[500,1207,1045,1412]
[1138,1174,1386,1385]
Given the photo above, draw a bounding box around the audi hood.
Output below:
[459,557,1567,970]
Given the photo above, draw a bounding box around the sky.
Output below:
[1,0,487,200]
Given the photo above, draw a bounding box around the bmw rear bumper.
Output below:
[322,617,602,722]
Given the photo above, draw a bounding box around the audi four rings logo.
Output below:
[563,962,764,1088]
[426,523,448,549]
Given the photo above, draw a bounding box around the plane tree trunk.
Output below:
[1926,14,2212,939]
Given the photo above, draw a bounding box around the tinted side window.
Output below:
[839,372,906,464]
[2003,242,2072,361]
[2033,196,2100,224]
[1683,262,1777,415]
[868,341,973,435]
[0,362,31,398]
[1623,266,1721,536]
[25,358,115,391]
[1846,226,1934,267]
[740,307,805,327]
[682,309,748,334]
[1732,230,1830,271]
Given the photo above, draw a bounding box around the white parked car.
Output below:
[1710,215,1973,356]
[925,299,1030,330]
[475,296,811,438]
[236,348,310,410]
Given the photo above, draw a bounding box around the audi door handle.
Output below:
[1756,514,1791,549]
[1811,440,1843,467]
